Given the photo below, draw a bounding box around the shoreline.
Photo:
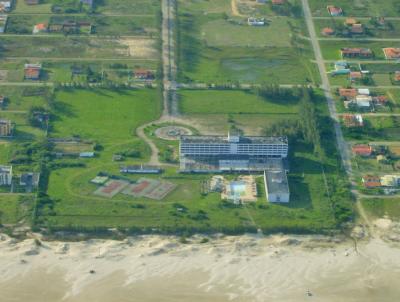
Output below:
[1,218,400,301]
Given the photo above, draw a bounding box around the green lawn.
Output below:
[177,0,319,85]
[0,36,157,60]
[95,0,161,15]
[362,198,400,219]
[179,89,299,114]
[51,88,161,143]
[202,17,294,48]
[0,194,34,225]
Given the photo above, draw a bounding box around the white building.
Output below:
[0,165,12,186]
[264,170,290,203]
[248,17,265,26]
[179,134,288,172]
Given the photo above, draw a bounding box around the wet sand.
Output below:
[1,220,400,302]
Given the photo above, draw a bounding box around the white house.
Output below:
[264,170,290,203]
[0,165,12,186]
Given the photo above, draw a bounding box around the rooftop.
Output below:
[264,170,289,195]
[180,135,288,145]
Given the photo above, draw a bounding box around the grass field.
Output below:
[0,36,157,59]
[177,0,319,85]
[179,89,299,114]
[50,88,161,143]
[0,194,34,225]
[362,198,400,219]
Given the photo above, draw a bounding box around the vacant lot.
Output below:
[51,88,161,143]
[179,89,299,114]
[178,0,318,85]
[0,36,158,59]
[362,198,400,219]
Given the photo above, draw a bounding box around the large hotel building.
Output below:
[179,133,288,172]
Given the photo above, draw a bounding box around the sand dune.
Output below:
[1,220,400,301]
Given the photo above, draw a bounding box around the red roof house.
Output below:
[322,27,335,36]
[352,145,373,157]
[339,88,357,99]
[327,6,343,16]
[383,48,400,60]
[362,175,381,188]
[341,48,373,58]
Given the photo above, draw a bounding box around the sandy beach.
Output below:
[1,218,400,302]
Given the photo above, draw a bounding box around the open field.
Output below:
[179,89,299,115]
[0,36,158,59]
[0,194,34,225]
[50,88,161,143]
[309,0,399,17]
[12,0,161,15]
[179,46,319,84]
[177,0,319,85]
[362,198,400,219]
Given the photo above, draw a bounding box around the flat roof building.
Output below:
[0,119,12,137]
[264,170,290,203]
[0,165,12,186]
[179,133,288,172]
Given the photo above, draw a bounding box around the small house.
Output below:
[362,175,381,188]
[358,88,370,95]
[354,94,372,108]
[342,114,363,127]
[383,48,400,60]
[79,152,95,158]
[352,144,373,157]
[322,27,335,36]
[134,69,154,80]
[24,63,42,80]
[33,23,47,34]
[20,173,40,191]
[0,165,12,186]
[0,119,12,137]
[339,88,357,99]
[344,18,357,26]
[248,17,265,26]
[0,1,11,12]
[341,48,373,58]
[349,71,363,81]
[380,175,400,187]
[327,6,343,17]
[351,24,364,34]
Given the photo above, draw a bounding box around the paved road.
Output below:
[301,0,353,176]
[302,0,384,230]
[136,0,180,166]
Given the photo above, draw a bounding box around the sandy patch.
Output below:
[1,232,400,301]
[118,38,157,58]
